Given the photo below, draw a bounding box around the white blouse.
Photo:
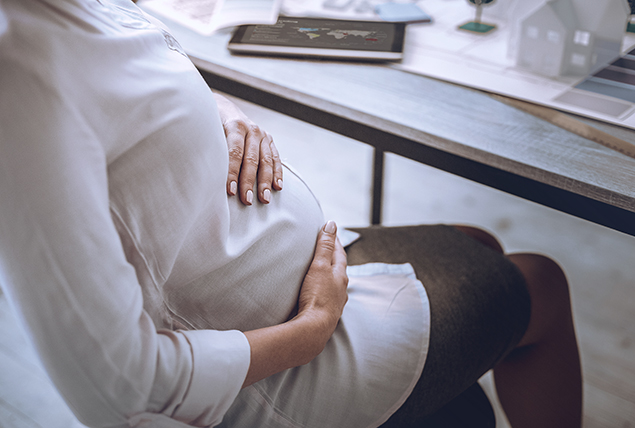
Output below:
[0,0,430,426]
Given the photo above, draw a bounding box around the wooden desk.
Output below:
[165,22,635,236]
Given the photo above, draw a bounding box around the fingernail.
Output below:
[324,220,336,234]
[263,188,271,203]
[246,190,253,205]
[229,181,237,195]
[277,179,283,190]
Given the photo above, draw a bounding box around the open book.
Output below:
[139,0,282,35]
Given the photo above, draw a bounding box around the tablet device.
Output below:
[228,17,406,61]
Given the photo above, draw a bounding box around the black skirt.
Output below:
[346,224,531,424]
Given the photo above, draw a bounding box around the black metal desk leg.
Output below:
[372,148,384,225]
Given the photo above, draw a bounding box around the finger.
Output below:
[238,126,262,205]
[270,139,283,191]
[312,221,338,267]
[225,129,244,197]
[257,133,275,204]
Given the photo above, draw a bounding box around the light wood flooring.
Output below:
[1,94,634,428]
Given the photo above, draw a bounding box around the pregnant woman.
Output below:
[0,0,582,427]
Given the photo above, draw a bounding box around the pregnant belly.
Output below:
[164,165,324,332]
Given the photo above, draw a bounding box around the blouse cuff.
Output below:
[174,329,250,427]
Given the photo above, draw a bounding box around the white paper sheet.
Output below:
[139,0,282,34]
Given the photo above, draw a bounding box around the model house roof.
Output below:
[574,0,630,39]
[547,0,578,30]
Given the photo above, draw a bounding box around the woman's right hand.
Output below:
[296,221,349,338]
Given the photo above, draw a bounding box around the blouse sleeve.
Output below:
[0,46,250,428]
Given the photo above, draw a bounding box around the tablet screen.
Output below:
[229,17,405,60]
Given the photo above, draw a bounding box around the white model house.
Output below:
[515,0,630,77]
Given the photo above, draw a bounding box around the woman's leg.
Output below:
[346,225,532,426]
[455,226,583,428]
[495,254,582,428]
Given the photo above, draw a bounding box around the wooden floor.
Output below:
[1,94,634,427]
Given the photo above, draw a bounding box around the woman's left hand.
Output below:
[214,93,283,205]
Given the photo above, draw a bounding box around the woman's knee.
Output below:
[508,253,572,347]
[453,225,504,253]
